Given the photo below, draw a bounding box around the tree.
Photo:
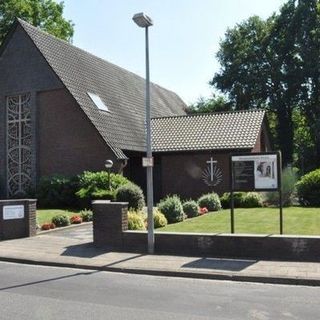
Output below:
[0,0,74,44]
[187,95,232,114]
[211,0,320,168]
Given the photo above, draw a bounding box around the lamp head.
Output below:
[132,12,153,28]
[105,159,114,169]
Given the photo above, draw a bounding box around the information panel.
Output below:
[231,153,279,191]
[3,205,25,220]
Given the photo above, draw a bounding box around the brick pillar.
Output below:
[92,201,128,249]
[0,199,37,240]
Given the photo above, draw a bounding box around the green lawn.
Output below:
[159,207,320,235]
[37,209,79,225]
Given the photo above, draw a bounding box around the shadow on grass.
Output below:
[182,257,257,272]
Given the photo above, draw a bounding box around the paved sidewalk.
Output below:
[0,224,319,286]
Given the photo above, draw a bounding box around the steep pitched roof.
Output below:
[16,19,187,159]
[151,110,266,152]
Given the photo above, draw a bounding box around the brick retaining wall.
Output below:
[93,201,320,262]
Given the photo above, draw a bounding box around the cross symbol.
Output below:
[206,157,218,182]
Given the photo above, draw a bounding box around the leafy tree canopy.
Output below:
[210,0,320,169]
[0,0,74,44]
[187,95,232,114]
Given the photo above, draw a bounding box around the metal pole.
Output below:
[108,168,111,190]
[231,190,235,234]
[145,26,154,254]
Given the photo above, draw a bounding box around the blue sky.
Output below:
[62,0,286,105]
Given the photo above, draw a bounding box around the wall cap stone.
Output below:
[92,200,128,205]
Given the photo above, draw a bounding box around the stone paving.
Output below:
[0,223,319,286]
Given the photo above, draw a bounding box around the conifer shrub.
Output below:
[127,211,146,230]
[220,192,245,209]
[51,214,70,227]
[80,209,93,222]
[153,209,168,228]
[296,168,320,207]
[182,200,199,218]
[157,195,184,224]
[115,183,145,210]
[241,192,263,208]
[198,193,221,211]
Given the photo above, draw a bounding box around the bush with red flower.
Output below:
[198,207,208,215]
[70,215,82,224]
[41,222,56,230]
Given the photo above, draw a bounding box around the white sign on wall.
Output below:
[3,205,25,220]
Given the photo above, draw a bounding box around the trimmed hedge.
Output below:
[296,168,320,207]
[242,192,263,208]
[220,192,245,209]
[115,183,145,210]
[153,209,168,228]
[158,195,184,224]
[36,175,80,208]
[51,214,70,227]
[198,193,221,211]
[128,211,146,230]
[182,200,199,218]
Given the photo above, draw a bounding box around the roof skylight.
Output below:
[87,92,109,112]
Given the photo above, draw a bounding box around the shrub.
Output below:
[263,167,299,207]
[36,175,80,208]
[157,195,184,224]
[51,214,70,227]
[198,207,208,215]
[127,211,146,230]
[182,200,199,218]
[241,192,263,208]
[70,215,82,224]
[115,183,145,210]
[153,209,168,228]
[41,222,55,231]
[296,168,320,207]
[198,193,221,211]
[76,171,130,205]
[220,192,245,209]
[80,209,93,222]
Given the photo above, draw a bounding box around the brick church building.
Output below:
[0,19,271,201]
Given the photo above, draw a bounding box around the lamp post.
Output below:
[105,160,113,190]
[132,12,154,254]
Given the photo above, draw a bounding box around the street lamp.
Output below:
[132,12,154,254]
[105,160,113,190]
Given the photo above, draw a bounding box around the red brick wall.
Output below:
[159,151,240,200]
[37,88,120,177]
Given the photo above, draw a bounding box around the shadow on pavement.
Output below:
[182,257,257,272]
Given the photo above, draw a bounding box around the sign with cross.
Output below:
[202,157,222,187]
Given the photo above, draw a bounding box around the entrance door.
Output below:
[6,93,32,197]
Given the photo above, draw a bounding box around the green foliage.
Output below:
[182,200,199,218]
[263,167,299,207]
[0,0,74,44]
[210,1,320,167]
[80,209,93,222]
[127,211,145,230]
[51,214,70,227]
[158,195,184,224]
[296,168,320,207]
[187,95,232,114]
[153,209,168,228]
[198,193,222,211]
[220,192,245,209]
[242,192,263,208]
[115,183,145,210]
[36,175,79,208]
[76,171,130,205]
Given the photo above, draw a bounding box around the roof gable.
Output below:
[151,110,266,152]
[16,19,187,158]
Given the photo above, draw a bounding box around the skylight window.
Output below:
[87,92,109,112]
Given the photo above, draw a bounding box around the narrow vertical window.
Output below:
[6,93,32,197]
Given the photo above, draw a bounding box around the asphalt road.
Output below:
[0,262,319,320]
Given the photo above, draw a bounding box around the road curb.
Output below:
[0,256,319,287]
